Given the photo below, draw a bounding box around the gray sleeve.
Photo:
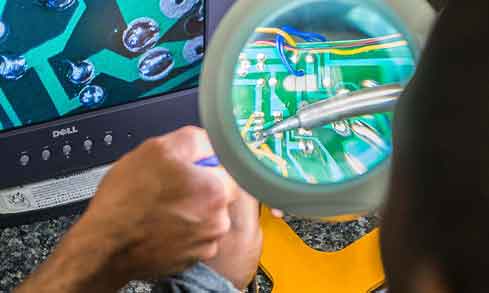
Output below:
[153,262,240,293]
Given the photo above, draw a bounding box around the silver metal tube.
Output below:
[262,84,403,138]
[298,84,402,128]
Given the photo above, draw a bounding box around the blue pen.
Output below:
[194,155,220,167]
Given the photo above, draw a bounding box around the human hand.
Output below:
[204,191,262,290]
[15,126,245,293]
[82,126,240,280]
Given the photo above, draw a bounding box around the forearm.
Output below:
[14,215,131,293]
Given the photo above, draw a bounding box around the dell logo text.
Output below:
[52,126,79,138]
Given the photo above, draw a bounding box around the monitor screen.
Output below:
[0,0,204,133]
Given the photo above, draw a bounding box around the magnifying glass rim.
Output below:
[200,0,435,217]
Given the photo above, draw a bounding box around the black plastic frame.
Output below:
[0,0,237,227]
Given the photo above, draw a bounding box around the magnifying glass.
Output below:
[200,0,435,217]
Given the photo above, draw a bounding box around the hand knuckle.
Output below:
[172,126,208,157]
[143,137,165,152]
[183,176,208,197]
[214,214,231,236]
[200,242,219,260]
[207,190,229,211]
[177,126,204,141]
[206,179,224,196]
[148,137,184,163]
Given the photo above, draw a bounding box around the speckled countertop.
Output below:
[0,212,376,293]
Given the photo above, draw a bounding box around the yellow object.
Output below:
[255,27,298,47]
[259,144,289,177]
[250,27,408,56]
[241,114,290,176]
[241,113,257,138]
[309,40,408,55]
[259,206,385,293]
[322,214,365,223]
[253,147,289,177]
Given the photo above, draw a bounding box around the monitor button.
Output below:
[83,139,93,151]
[62,144,72,156]
[19,154,30,166]
[41,149,51,161]
[104,134,113,146]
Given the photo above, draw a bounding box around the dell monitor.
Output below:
[0,0,235,226]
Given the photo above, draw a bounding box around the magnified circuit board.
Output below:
[0,0,204,132]
[233,30,415,185]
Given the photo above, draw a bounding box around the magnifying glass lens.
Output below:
[231,1,416,185]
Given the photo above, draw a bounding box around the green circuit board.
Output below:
[0,0,204,132]
[233,37,416,185]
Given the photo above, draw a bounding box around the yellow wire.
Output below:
[255,146,289,177]
[240,113,289,177]
[309,40,408,55]
[240,113,256,139]
[260,143,274,154]
[260,144,288,176]
[253,29,408,56]
[255,27,298,47]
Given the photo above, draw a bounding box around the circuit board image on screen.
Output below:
[0,0,204,132]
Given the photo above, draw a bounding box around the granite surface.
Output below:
[0,212,376,293]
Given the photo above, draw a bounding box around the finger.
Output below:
[160,126,215,163]
[175,166,237,217]
[227,192,260,232]
[193,240,220,261]
[204,207,232,240]
[271,209,285,218]
[203,167,241,204]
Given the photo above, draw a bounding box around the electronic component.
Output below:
[138,47,175,81]
[66,60,95,85]
[122,17,161,53]
[183,35,204,64]
[0,55,27,81]
[232,29,415,185]
[42,0,77,11]
[160,0,199,19]
[78,85,106,108]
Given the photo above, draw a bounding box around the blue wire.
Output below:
[281,25,328,42]
[276,34,305,77]
[275,26,327,76]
